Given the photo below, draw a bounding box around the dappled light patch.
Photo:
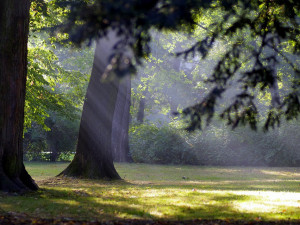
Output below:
[236,202,277,214]
[259,170,300,178]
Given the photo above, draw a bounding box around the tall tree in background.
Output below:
[112,76,132,162]
[137,97,146,123]
[0,0,38,192]
[59,31,133,179]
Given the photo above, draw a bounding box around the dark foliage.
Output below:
[130,123,198,164]
[54,0,300,130]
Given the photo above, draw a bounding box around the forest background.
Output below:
[23,0,300,168]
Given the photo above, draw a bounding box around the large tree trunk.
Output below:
[0,0,38,192]
[112,76,132,162]
[59,32,123,179]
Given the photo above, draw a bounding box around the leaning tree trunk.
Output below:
[59,32,124,179]
[0,0,38,192]
[112,76,132,162]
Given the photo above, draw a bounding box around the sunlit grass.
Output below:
[0,162,300,221]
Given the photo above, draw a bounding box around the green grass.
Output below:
[0,162,300,221]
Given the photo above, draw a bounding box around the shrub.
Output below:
[188,121,300,167]
[129,123,198,164]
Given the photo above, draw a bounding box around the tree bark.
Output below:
[111,76,132,162]
[137,97,145,123]
[45,119,59,162]
[0,0,38,192]
[49,139,59,162]
[59,32,123,179]
[168,57,181,117]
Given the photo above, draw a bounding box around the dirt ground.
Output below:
[0,213,299,225]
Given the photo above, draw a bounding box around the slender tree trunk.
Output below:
[112,76,132,162]
[59,32,122,179]
[168,99,179,118]
[45,122,59,162]
[0,0,38,192]
[168,57,181,117]
[270,79,280,108]
[137,97,145,123]
[121,77,131,162]
[49,140,59,162]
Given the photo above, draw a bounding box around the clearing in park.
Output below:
[0,162,300,224]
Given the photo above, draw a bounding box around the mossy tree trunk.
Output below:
[0,0,38,192]
[59,32,124,179]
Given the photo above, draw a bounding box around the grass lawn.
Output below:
[0,162,300,222]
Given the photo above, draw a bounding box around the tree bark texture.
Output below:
[0,0,38,192]
[60,32,124,179]
[111,76,131,162]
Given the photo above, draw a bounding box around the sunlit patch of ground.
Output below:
[0,162,300,221]
[260,169,300,178]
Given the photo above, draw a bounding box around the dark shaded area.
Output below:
[0,207,297,225]
[137,97,145,123]
[0,215,299,225]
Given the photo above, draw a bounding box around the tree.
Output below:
[45,113,79,162]
[59,30,133,179]
[0,0,38,192]
[22,0,91,164]
[137,97,146,123]
[112,76,132,162]
[130,30,211,124]
[58,0,300,131]
[25,0,90,132]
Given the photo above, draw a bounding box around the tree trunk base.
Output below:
[58,155,121,180]
[0,165,38,193]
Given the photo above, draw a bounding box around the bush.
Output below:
[188,121,300,167]
[129,123,198,164]
[186,124,253,166]
[23,114,78,162]
[57,152,75,162]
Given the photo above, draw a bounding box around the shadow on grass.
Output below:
[16,187,155,220]
[2,186,298,221]
[1,182,300,222]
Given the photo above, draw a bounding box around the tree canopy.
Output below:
[52,0,300,131]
